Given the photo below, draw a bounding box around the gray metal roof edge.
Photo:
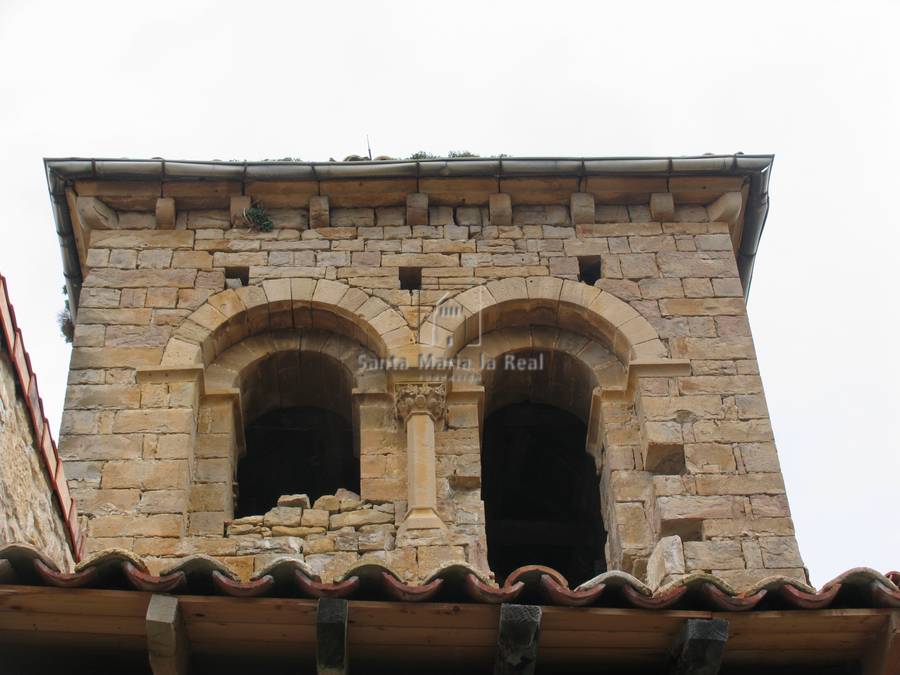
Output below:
[43,154,772,313]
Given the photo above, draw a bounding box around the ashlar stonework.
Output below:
[54,163,806,589]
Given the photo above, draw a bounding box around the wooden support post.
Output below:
[146,594,190,675]
[862,610,900,675]
[494,603,542,675]
[669,618,729,675]
[316,597,349,675]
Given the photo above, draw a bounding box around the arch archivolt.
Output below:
[203,329,388,429]
[160,278,415,369]
[422,276,668,364]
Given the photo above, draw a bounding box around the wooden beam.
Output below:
[862,610,900,675]
[669,618,729,675]
[316,597,349,675]
[146,594,190,675]
[494,603,542,675]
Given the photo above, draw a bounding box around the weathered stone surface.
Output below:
[0,349,74,570]
[55,182,804,584]
[646,535,685,589]
[263,507,303,528]
[683,540,745,571]
[314,495,341,512]
[329,509,393,529]
[277,493,310,508]
[301,508,329,528]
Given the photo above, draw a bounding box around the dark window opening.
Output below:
[399,266,422,290]
[235,406,358,517]
[225,266,250,288]
[482,401,606,586]
[578,256,603,286]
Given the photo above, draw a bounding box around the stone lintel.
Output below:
[136,365,205,385]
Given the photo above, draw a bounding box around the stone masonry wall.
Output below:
[60,185,806,588]
[0,342,74,569]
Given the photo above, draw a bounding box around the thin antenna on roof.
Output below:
[366,135,372,160]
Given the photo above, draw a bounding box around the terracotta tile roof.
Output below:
[0,276,81,558]
[1,543,898,612]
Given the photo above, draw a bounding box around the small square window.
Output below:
[399,267,422,290]
[225,266,249,288]
[577,256,602,286]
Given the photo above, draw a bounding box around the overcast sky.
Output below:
[1,1,898,586]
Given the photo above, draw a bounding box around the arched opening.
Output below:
[480,347,607,586]
[236,407,357,517]
[222,333,370,518]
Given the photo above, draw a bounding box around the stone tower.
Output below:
[47,155,804,588]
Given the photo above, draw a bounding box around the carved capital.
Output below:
[395,382,446,422]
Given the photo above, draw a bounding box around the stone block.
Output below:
[406,193,428,226]
[695,473,785,496]
[314,495,341,512]
[646,535,685,589]
[641,421,685,474]
[615,502,652,547]
[301,508,329,528]
[683,541,745,570]
[277,494,311,508]
[570,192,595,224]
[417,545,465,576]
[309,196,329,228]
[489,194,512,227]
[263,506,303,527]
[684,443,737,473]
[329,509,393,529]
[649,193,675,221]
[759,536,804,568]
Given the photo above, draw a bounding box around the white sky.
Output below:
[1,1,897,586]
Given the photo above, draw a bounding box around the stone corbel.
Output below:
[395,382,447,531]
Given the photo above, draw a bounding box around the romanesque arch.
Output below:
[421,276,667,364]
[159,278,415,368]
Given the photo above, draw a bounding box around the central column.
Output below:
[395,382,446,531]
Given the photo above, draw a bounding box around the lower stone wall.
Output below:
[223,489,468,582]
[0,347,74,570]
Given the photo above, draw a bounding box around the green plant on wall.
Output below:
[58,285,74,343]
[244,200,274,232]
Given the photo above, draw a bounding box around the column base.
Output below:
[400,506,445,531]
